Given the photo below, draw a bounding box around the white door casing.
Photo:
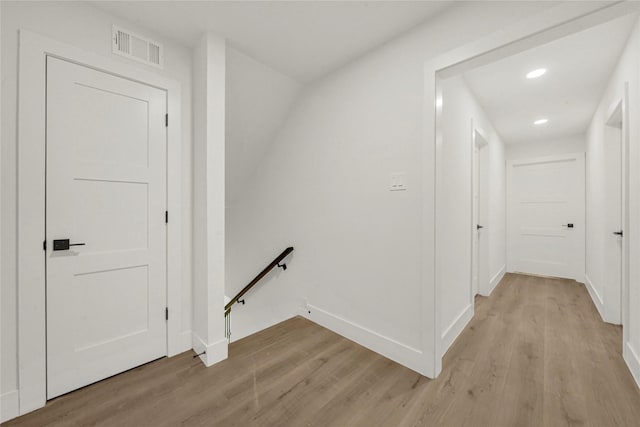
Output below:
[46,57,167,398]
[507,153,586,281]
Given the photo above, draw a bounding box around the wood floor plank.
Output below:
[5,273,640,427]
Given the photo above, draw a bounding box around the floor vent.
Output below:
[112,25,164,69]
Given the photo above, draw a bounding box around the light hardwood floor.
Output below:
[5,273,640,426]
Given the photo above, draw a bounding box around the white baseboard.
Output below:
[624,342,640,390]
[441,303,473,356]
[584,274,605,321]
[484,265,506,296]
[191,333,228,367]
[1,390,19,423]
[300,304,427,376]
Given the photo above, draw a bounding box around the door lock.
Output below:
[562,224,574,228]
[52,239,86,251]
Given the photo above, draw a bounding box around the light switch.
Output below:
[390,172,406,191]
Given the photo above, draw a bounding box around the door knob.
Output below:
[476,224,484,230]
[562,224,574,228]
[52,239,86,251]
[613,231,623,237]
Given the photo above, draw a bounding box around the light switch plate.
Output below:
[390,172,406,191]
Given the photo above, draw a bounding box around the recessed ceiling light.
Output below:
[527,68,547,79]
[534,118,548,125]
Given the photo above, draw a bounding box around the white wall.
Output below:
[506,135,586,160]
[224,48,301,341]
[488,128,507,293]
[439,76,506,352]
[1,1,193,418]
[225,48,301,207]
[191,33,228,366]
[585,16,640,386]
[227,2,549,374]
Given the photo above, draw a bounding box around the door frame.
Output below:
[603,87,630,331]
[424,1,640,377]
[17,30,185,415]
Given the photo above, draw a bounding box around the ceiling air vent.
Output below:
[112,25,164,69]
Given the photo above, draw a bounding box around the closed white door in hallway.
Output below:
[46,57,168,398]
[507,153,585,281]
[472,129,489,296]
[604,102,624,324]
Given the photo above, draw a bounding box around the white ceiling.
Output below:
[463,14,638,145]
[91,1,452,82]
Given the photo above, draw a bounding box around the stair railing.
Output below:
[224,247,294,339]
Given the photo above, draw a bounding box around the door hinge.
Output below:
[43,240,46,251]
[165,113,168,127]
[165,210,169,224]
[165,307,169,320]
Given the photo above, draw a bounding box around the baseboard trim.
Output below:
[624,342,640,390]
[301,304,426,376]
[1,390,20,423]
[485,265,506,296]
[584,274,605,321]
[191,333,228,367]
[441,303,473,356]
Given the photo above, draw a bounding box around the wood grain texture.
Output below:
[5,273,640,426]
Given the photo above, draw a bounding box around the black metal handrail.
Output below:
[225,247,294,312]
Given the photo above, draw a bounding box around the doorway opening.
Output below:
[431,5,639,377]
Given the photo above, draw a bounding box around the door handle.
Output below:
[613,231,623,237]
[562,224,574,228]
[52,239,86,251]
[476,224,484,230]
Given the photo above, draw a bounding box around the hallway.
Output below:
[5,274,640,427]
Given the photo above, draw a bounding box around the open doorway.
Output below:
[433,6,639,378]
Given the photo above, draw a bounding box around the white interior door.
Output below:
[478,143,489,294]
[604,105,623,323]
[472,130,489,296]
[46,57,167,398]
[472,145,480,296]
[507,153,585,281]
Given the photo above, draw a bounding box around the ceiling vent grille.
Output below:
[112,25,164,69]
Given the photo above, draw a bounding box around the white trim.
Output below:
[508,152,585,168]
[621,80,631,352]
[1,390,20,423]
[624,342,640,390]
[485,265,506,297]
[301,304,425,375]
[191,333,228,368]
[584,274,605,321]
[440,304,474,356]
[17,30,183,415]
[425,1,640,378]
